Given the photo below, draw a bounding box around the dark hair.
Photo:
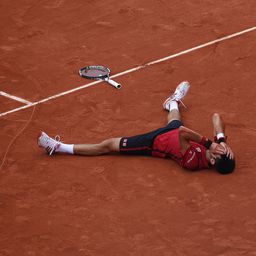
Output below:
[215,154,236,175]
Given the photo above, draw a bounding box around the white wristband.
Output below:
[217,132,225,139]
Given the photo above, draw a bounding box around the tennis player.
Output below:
[38,81,235,174]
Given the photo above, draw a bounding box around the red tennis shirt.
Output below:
[152,129,209,170]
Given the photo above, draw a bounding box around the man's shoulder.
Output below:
[182,143,210,170]
[183,146,198,170]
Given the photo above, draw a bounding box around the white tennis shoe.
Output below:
[163,81,190,110]
[38,131,61,155]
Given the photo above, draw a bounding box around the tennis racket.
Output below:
[79,66,121,89]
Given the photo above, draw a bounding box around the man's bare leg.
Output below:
[166,101,182,124]
[38,132,121,156]
[167,109,181,123]
[73,138,121,155]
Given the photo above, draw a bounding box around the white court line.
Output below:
[0,91,33,105]
[0,26,255,118]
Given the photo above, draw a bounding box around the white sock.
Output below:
[168,100,179,111]
[56,143,74,154]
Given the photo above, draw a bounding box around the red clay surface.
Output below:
[0,97,23,114]
[1,0,256,255]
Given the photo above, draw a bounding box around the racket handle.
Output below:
[105,78,121,89]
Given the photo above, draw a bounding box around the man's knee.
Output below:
[101,138,121,153]
[212,113,220,119]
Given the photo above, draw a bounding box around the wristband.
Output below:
[214,136,227,143]
[204,139,213,149]
[217,133,225,139]
[199,136,213,149]
[216,132,226,143]
[218,137,226,143]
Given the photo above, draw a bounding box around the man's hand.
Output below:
[209,142,226,155]
[220,142,234,159]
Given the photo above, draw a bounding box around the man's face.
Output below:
[206,150,222,165]
[207,142,227,165]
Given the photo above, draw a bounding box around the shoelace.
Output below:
[48,135,61,155]
[179,100,187,108]
[170,93,188,108]
[55,135,61,142]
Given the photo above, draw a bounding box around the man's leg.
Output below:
[163,81,190,124]
[166,101,181,124]
[38,132,121,156]
[73,138,121,155]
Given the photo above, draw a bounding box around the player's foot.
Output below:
[38,131,61,155]
[163,81,190,110]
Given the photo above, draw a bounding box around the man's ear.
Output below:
[210,158,215,165]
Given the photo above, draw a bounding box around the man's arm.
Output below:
[212,113,225,137]
[178,126,225,155]
[212,113,234,159]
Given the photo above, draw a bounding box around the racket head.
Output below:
[79,66,111,80]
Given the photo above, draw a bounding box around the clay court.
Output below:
[1,0,256,255]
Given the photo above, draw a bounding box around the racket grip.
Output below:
[105,78,121,89]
